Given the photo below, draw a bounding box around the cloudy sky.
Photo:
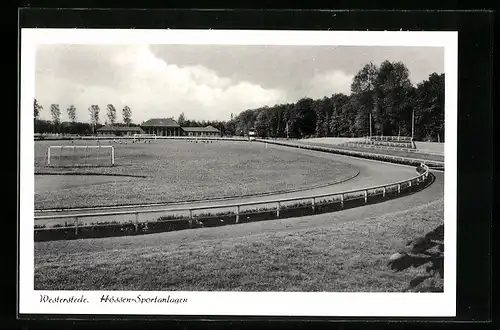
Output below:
[35,44,444,123]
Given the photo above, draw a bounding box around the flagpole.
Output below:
[411,110,415,140]
[369,113,372,138]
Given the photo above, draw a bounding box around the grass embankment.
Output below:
[296,140,444,163]
[34,199,444,292]
[35,140,358,209]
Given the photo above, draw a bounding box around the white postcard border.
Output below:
[20,29,457,317]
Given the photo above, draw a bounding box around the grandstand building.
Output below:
[141,118,182,136]
[96,125,145,136]
[140,118,220,137]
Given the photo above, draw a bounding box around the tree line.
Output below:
[34,60,445,141]
[228,60,445,142]
[34,102,134,135]
[34,101,230,136]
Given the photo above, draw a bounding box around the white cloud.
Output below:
[302,70,354,99]
[36,45,287,123]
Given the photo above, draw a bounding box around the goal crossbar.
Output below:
[47,145,115,166]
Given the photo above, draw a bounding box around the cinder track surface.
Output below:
[35,143,418,219]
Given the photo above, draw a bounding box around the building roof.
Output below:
[97,125,144,132]
[141,118,180,127]
[181,125,220,133]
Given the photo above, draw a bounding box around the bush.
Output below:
[387,224,444,291]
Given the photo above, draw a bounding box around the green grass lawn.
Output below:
[34,198,444,292]
[35,140,358,209]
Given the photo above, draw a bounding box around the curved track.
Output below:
[35,142,419,220]
[34,170,443,254]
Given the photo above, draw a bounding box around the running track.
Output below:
[34,142,424,226]
[34,143,444,253]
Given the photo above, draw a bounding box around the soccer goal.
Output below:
[133,134,157,142]
[47,146,115,167]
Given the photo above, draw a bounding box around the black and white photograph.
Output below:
[20,29,457,317]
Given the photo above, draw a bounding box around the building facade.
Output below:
[141,118,182,136]
[181,125,220,137]
[141,118,221,137]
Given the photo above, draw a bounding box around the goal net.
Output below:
[133,134,157,142]
[47,146,115,167]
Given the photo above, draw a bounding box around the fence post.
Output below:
[236,205,240,223]
[189,209,193,228]
[276,202,281,217]
[382,187,386,198]
[47,147,51,165]
[134,212,139,232]
[364,190,368,204]
[340,194,344,208]
[397,184,401,194]
[409,180,412,191]
[74,216,79,235]
[312,197,316,212]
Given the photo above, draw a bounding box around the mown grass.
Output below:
[35,139,358,209]
[34,199,444,292]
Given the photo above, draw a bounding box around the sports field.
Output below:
[35,139,359,210]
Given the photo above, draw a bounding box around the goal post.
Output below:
[133,134,157,142]
[47,146,115,167]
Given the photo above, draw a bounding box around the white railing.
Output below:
[34,163,430,237]
[364,135,413,142]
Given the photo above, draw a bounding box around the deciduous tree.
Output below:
[88,105,100,134]
[34,99,43,120]
[177,112,186,126]
[351,62,378,136]
[67,105,77,123]
[106,104,117,125]
[50,104,61,127]
[122,105,132,126]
